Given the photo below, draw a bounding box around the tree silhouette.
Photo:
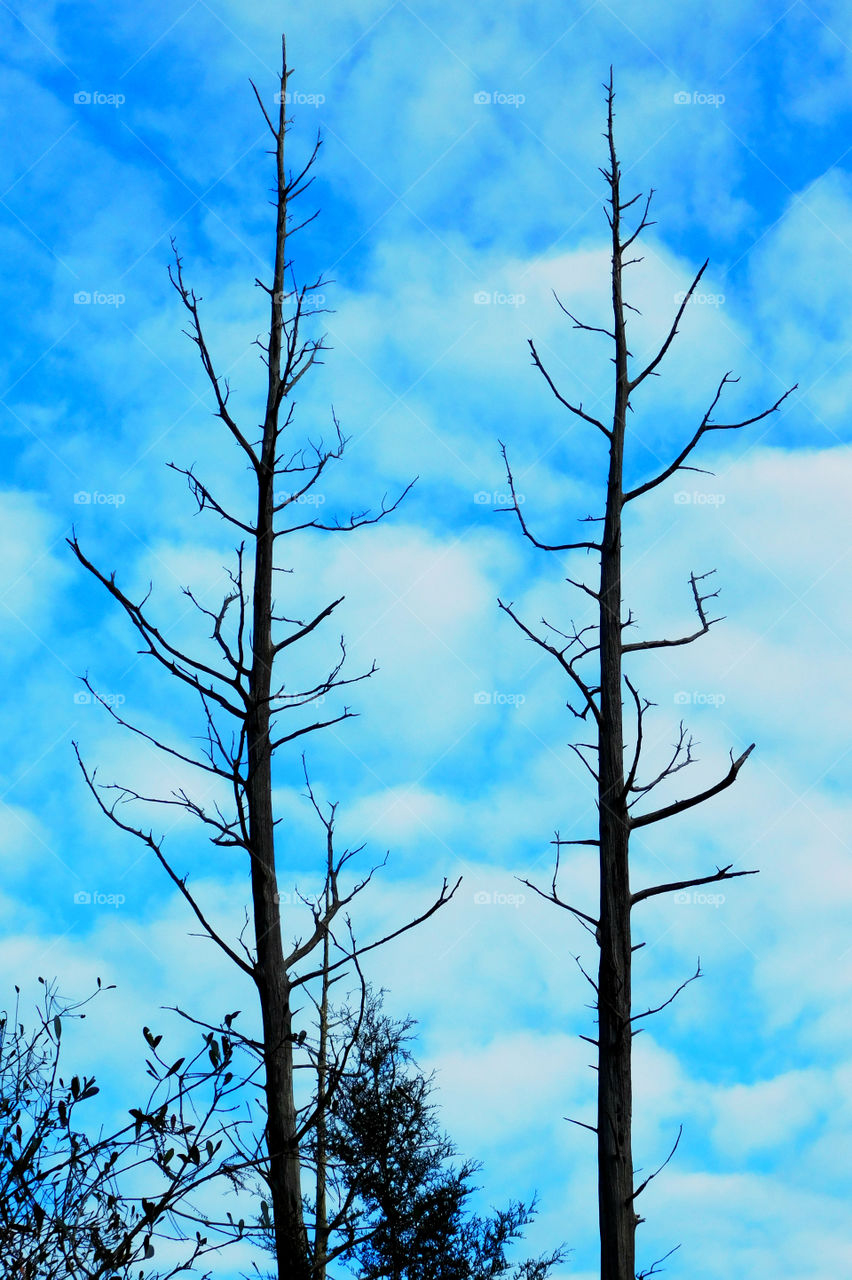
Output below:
[69,36,458,1280]
[498,73,795,1280]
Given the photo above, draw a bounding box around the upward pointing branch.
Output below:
[627,260,708,393]
[527,340,612,440]
[624,375,797,504]
[630,743,755,829]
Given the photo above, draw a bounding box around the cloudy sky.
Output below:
[1,1,850,1276]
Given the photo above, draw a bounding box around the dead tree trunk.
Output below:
[596,105,635,1275]
[313,813,333,1280]
[69,35,458,1280]
[499,73,795,1280]
[246,88,306,1265]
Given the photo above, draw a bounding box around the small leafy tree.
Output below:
[302,987,567,1280]
[0,978,257,1278]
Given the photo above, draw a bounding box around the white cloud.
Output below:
[710,1069,826,1159]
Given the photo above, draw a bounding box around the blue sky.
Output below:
[1,1,851,1276]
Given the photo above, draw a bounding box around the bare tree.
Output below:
[69,37,458,1280]
[497,74,795,1280]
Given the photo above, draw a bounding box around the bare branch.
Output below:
[624,378,797,504]
[168,462,257,537]
[630,743,754,829]
[623,570,723,653]
[498,597,601,726]
[631,1125,682,1201]
[631,962,701,1023]
[293,877,462,987]
[631,863,758,908]
[552,290,615,340]
[74,674,240,782]
[496,442,602,552]
[272,597,343,654]
[565,1115,598,1135]
[573,951,599,997]
[568,741,600,784]
[67,535,247,719]
[627,719,695,804]
[622,674,649,796]
[621,188,656,251]
[517,857,599,939]
[637,1244,682,1279]
[72,743,255,979]
[168,243,260,472]
[565,575,601,602]
[627,260,708,392]
[528,339,612,439]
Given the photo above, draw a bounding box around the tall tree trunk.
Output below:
[596,82,635,1280]
[499,68,793,1280]
[247,469,308,1279]
[314,893,331,1279]
[69,31,459,1280]
[246,37,309,1280]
